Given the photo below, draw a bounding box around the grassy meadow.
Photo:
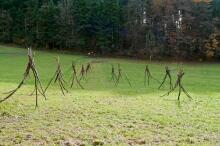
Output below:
[0,45,219,145]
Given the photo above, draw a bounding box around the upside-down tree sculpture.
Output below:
[161,69,192,100]
[111,64,117,81]
[85,63,91,76]
[44,57,68,96]
[144,65,160,86]
[70,62,84,89]
[79,65,86,81]
[158,66,173,89]
[115,64,122,86]
[115,64,132,87]
[0,48,46,107]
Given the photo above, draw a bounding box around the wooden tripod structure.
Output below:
[79,65,86,81]
[161,69,192,100]
[85,63,91,76]
[111,65,117,81]
[115,64,132,87]
[0,48,46,107]
[115,64,122,86]
[44,57,68,96]
[158,66,173,89]
[70,62,84,89]
[144,65,160,86]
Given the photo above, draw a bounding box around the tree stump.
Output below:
[158,66,173,89]
[161,69,192,100]
[0,48,46,107]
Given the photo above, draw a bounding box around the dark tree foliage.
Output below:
[0,0,220,60]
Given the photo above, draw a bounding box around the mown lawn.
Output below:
[0,45,219,146]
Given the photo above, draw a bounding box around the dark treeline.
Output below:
[0,0,220,60]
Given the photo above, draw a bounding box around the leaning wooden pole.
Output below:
[79,65,86,81]
[111,64,116,82]
[115,64,122,86]
[0,48,46,107]
[85,63,91,76]
[70,62,84,89]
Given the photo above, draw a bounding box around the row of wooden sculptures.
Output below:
[111,64,192,100]
[0,48,192,107]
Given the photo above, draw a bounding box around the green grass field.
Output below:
[0,45,219,146]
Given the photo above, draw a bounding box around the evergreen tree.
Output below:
[37,0,60,49]
[0,0,219,60]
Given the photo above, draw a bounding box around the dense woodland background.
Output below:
[0,0,220,60]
